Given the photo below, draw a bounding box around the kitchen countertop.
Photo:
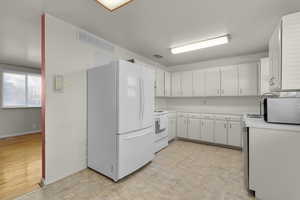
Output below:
[243,115,300,132]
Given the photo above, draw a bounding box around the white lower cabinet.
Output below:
[201,119,214,143]
[175,113,242,148]
[168,118,177,141]
[188,118,201,140]
[214,120,228,145]
[177,115,188,138]
[227,121,242,147]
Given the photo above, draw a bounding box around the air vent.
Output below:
[153,54,163,59]
[78,31,114,52]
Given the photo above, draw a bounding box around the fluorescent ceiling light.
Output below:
[171,35,230,54]
[96,0,133,11]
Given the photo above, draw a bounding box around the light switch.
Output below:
[54,75,64,92]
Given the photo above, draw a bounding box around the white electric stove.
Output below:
[154,111,169,153]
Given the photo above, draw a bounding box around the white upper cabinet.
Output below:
[269,12,300,91]
[281,12,300,90]
[171,72,182,96]
[238,63,258,96]
[164,71,171,97]
[220,66,238,96]
[260,57,271,95]
[161,62,260,98]
[192,70,205,96]
[269,22,282,91]
[155,69,165,96]
[181,71,193,96]
[205,68,221,96]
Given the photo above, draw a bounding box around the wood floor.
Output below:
[0,133,42,200]
[17,140,254,200]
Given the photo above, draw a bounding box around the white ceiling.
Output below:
[0,0,43,68]
[1,0,300,68]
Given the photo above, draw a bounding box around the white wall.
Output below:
[162,52,267,115]
[0,63,41,139]
[155,98,168,110]
[44,14,167,184]
[166,97,260,115]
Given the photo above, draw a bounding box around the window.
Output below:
[2,72,41,108]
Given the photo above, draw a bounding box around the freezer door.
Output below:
[118,60,141,134]
[117,127,155,180]
[141,66,155,128]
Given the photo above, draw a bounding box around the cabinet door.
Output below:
[238,63,258,96]
[260,58,271,95]
[177,117,188,138]
[168,118,177,141]
[141,66,155,128]
[165,71,171,96]
[220,66,238,96]
[214,120,228,145]
[205,68,221,96]
[171,72,182,96]
[181,71,193,96]
[201,119,214,142]
[188,118,201,140]
[193,70,205,96]
[282,13,300,90]
[118,61,141,133]
[228,121,242,147]
[155,69,165,96]
[269,22,282,91]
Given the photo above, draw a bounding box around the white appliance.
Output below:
[154,111,169,152]
[87,60,155,182]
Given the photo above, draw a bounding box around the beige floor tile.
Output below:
[16,140,254,200]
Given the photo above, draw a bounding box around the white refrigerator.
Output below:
[87,60,155,181]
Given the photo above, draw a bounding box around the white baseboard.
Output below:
[0,130,41,139]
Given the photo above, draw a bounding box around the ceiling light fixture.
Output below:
[95,0,134,11]
[171,35,230,54]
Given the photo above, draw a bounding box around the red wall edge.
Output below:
[41,14,46,180]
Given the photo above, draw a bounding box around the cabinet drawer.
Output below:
[118,129,155,179]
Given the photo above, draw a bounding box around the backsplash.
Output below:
[161,96,260,114]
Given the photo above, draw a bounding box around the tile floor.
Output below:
[16,140,254,200]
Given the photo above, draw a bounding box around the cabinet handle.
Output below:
[224,124,226,128]
[229,124,232,128]
[240,89,242,94]
[269,77,275,86]
[217,89,219,94]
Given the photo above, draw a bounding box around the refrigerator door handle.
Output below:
[141,79,145,121]
[139,78,142,121]
[124,131,150,140]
